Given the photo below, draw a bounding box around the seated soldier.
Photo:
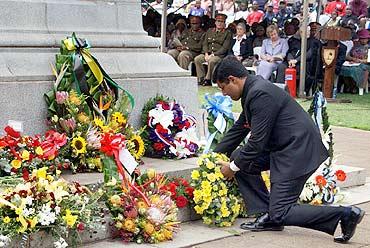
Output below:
[194,13,232,85]
[167,16,205,70]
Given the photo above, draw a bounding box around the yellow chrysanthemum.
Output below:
[3,216,10,224]
[111,112,126,125]
[206,161,215,169]
[206,173,216,183]
[110,195,121,206]
[129,135,145,160]
[231,203,241,214]
[191,170,200,180]
[71,136,87,154]
[11,159,22,169]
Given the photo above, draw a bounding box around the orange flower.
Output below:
[335,170,346,182]
[315,175,327,187]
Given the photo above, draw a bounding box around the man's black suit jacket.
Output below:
[214,75,329,183]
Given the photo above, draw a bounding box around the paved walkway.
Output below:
[192,126,370,248]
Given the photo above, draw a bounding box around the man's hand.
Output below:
[217,161,235,180]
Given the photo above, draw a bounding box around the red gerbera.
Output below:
[315,175,327,187]
[335,170,347,182]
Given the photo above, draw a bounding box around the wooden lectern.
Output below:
[320,27,351,98]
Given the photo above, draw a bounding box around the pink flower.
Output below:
[56,91,69,104]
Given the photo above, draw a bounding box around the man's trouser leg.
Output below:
[194,54,206,82]
[167,49,179,60]
[232,149,270,215]
[178,50,195,70]
[276,62,288,84]
[206,55,221,80]
[269,170,347,235]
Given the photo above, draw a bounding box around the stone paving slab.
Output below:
[340,178,370,206]
[82,218,252,248]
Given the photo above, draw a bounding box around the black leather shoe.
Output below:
[201,79,211,86]
[334,206,365,243]
[240,213,284,232]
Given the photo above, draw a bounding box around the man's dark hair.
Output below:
[212,55,248,84]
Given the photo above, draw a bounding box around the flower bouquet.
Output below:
[0,126,67,177]
[141,95,200,159]
[203,93,234,153]
[0,167,103,247]
[191,153,241,227]
[163,177,194,208]
[44,33,144,172]
[300,167,346,205]
[105,169,179,243]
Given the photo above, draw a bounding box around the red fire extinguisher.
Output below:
[285,67,297,98]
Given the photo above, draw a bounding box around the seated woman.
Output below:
[340,29,370,95]
[228,22,248,62]
[256,25,289,80]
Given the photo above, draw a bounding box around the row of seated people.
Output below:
[167,13,369,95]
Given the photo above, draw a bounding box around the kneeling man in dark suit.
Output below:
[212,56,365,243]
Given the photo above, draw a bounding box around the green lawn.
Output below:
[198,86,370,131]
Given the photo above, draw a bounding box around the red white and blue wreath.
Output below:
[141,96,200,159]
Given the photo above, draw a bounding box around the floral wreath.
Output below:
[141,96,200,159]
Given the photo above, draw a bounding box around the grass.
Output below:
[198,86,370,131]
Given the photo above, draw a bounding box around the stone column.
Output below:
[0,0,199,134]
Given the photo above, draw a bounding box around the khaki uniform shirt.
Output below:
[180,29,205,54]
[202,28,233,58]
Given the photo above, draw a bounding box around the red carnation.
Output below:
[153,142,166,151]
[335,170,346,182]
[175,195,188,208]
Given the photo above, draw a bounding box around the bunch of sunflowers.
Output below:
[191,153,241,227]
[105,169,179,243]
[0,167,103,247]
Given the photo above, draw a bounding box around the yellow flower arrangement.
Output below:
[190,152,242,227]
[71,136,87,154]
